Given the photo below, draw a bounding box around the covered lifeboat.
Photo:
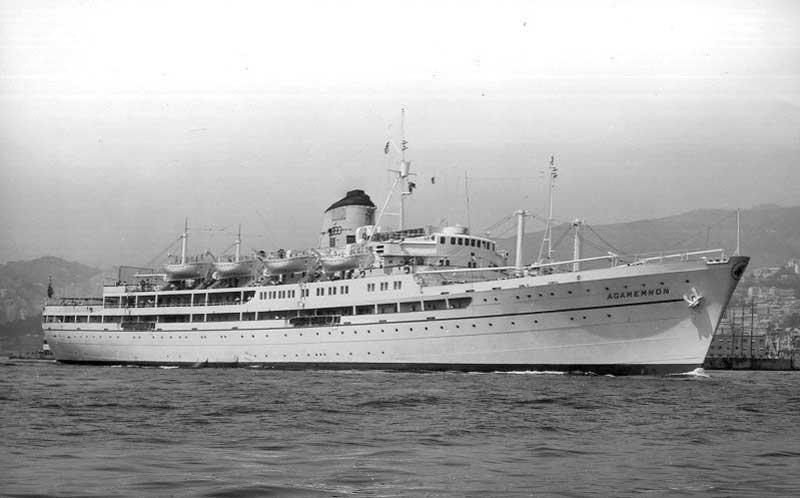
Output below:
[319,243,374,273]
[262,249,318,275]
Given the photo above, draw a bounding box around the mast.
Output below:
[180,217,188,265]
[374,108,413,235]
[537,155,558,263]
[399,108,410,231]
[465,170,471,229]
[735,208,740,256]
[514,210,527,271]
[235,224,242,262]
[572,218,583,271]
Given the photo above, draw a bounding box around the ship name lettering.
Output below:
[606,287,670,300]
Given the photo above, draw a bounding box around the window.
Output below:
[457,238,463,245]
[393,281,402,290]
[439,237,445,244]
[424,299,447,311]
[380,282,389,291]
[367,283,375,292]
[450,237,456,244]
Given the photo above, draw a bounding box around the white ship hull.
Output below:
[42,256,748,375]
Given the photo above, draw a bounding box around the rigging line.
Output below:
[549,226,572,253]
[481,213,515,235]
[142,234,183,268]
[584,224,632,258]
[670,210,738,249]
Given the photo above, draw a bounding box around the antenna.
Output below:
[537,155,558,263]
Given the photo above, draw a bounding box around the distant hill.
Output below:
[0,257,104,354]
[497,205,800,270]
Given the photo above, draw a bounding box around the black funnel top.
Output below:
[325,189,375,212]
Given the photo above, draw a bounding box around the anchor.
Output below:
[683,287,703,308]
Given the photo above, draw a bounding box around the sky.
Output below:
[1,0,799,268]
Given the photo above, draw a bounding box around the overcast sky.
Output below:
[1,0,798,268]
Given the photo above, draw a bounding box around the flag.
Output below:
[430,176,435,184]
[550,155,554,166]
[408,181,416,193]
[384,141,390,154]
[401,140,408,151]
[47,277,54,298]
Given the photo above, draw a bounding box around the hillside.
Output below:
[497,205,800,270]
[0,257,104,353]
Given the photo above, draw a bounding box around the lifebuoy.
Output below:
[403,265,411,274]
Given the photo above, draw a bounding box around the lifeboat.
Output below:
[212,259,259,280]
[162,262,211,281]
[319,244,374,272]
[262,250,318,275]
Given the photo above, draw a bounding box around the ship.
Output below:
[41,118,749,375]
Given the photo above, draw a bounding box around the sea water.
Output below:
[1,361,798,497]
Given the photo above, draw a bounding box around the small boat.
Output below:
[212,259,259,280]
[262,250,318,274]
[319,244,374,272]
[162,261,211,281]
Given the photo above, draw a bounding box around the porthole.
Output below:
[549,292,554,296]
[570,317,575,321]
[534,320,539,324]
[607,314,612,318]
[472,324,476,327]
[685,279,690,283]
[527,294,532,298]
[493,298,498,302]
[568,291,572,294]
[489,323,493,327]
[354,331,357,334]
[455,325,460,328]
[582,316,587,320]
[511,321,516,325]
[515,296,520,299]
[641,283,646,288]
[538,293,543,297]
